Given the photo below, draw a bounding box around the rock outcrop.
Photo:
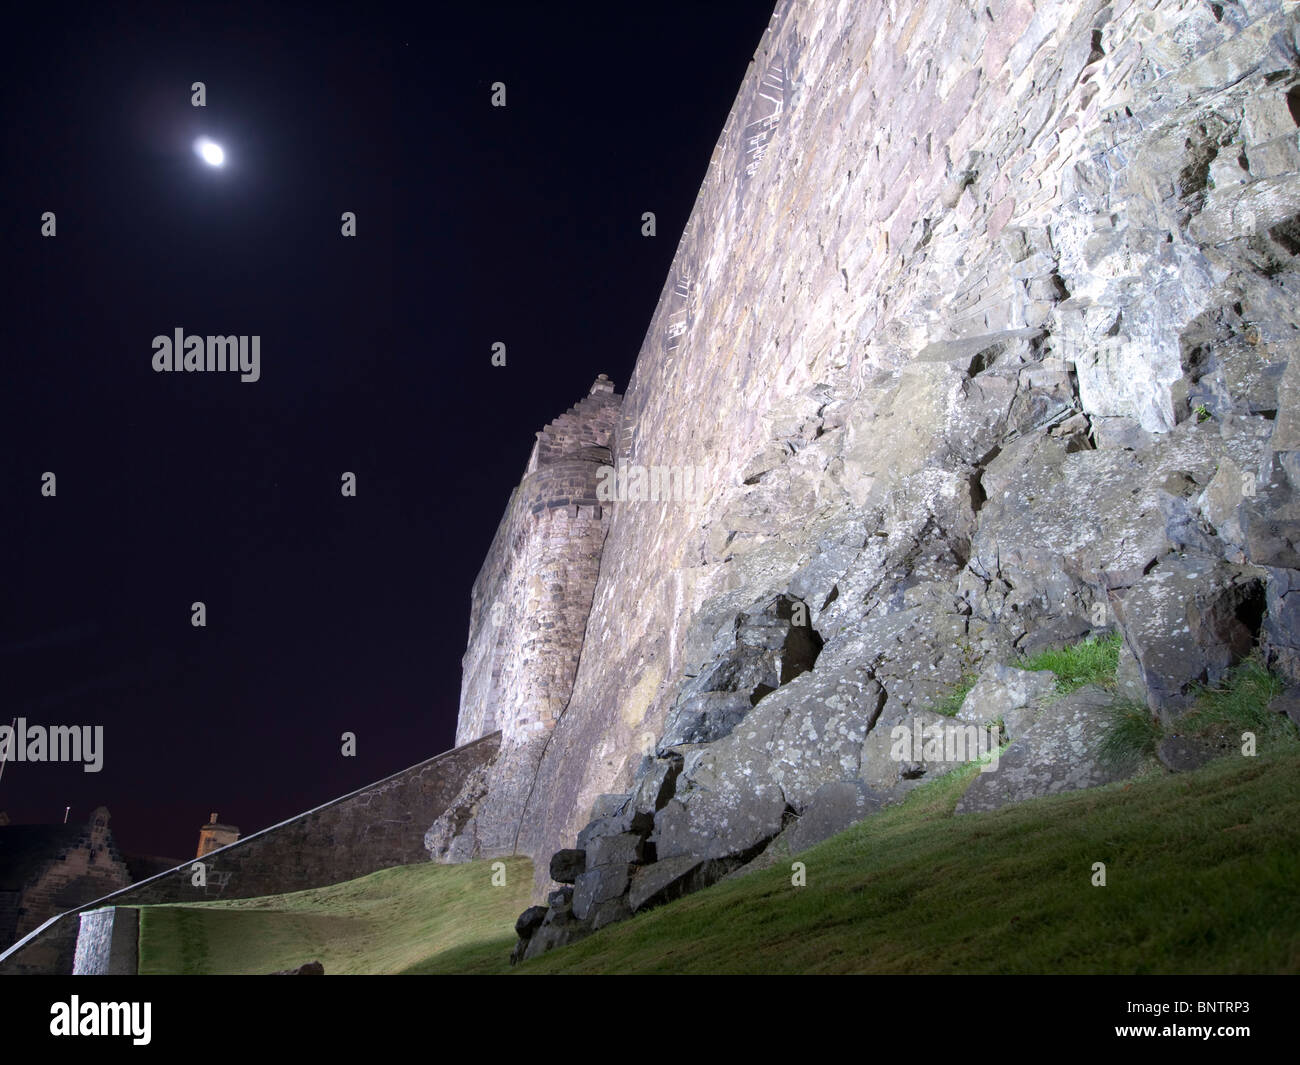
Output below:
[434,0,1300,960]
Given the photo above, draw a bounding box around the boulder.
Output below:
[521,919,590,962]
[1270,687,1300,729]
[1002,701,1041,741]
[955,688,1136,814]
[1156,732,1235,772]
[1262,566,1300,686]
[587,793,630,821]
[522,905,591,962]
[861,708,1000,790]
[651,781,788,862]
[1200,456,1251,550]
[548,849,586,885]
[628,855,735,913]
[576,815,630,851]
[514,905,549,939]
[1014,615,1095,656]
[588,896,633,931]
[661,691,755,746]
[958,663,1058,723]
[784,780,884,854]
[572,863,633,922]
[666,650,888,813]
[630,754,683,819]
[659,595,823,748]
[585,832,646,868]
[1113,553,1265,718]
[270,961,324,975]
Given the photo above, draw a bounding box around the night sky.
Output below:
[1,0,776,860]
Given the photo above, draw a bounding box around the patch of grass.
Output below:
[136,856,533,975]
[1022,631,1122,695]
[1182,656,1289,743]
[930,673,978,717]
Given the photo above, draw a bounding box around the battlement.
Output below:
[526,375,621,474]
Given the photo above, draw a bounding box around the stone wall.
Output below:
[438,0,1300,901]
[0,732,500,974]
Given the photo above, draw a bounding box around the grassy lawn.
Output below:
[136,856,532,975]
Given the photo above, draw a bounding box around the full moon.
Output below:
[195,138,225,167]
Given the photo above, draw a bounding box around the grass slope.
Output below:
[522,747,1300,974]
[136,856,532,975]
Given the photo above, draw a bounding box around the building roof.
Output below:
[0,824,86,892]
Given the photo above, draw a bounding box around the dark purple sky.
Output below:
[1,0,775,859]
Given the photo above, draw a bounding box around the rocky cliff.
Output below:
[431,0,1300,955]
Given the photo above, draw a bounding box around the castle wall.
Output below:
[492,0,1300,896]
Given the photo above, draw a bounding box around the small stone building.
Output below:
[0,806,132,952]
[196,812,240,857]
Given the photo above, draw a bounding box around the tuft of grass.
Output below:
[1022,631,1122,695]
[1098,698,1163,771]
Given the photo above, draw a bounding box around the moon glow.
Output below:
[195,138,225,166]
